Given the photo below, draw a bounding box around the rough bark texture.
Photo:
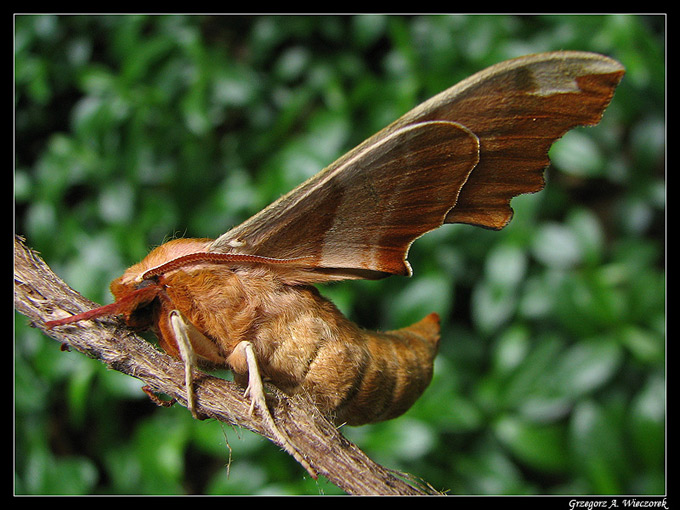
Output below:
[14,236,435,495]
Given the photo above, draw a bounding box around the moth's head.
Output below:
[44,276,164,331]
[104,237,215,328]
[45,238,213,331]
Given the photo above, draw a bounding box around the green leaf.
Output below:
[548,336,623,400]
[494,415,569,473]
[551,131,605,177]
[570,400,629,493]
[629,374,665,469]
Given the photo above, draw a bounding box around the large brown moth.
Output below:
[45,51,624,467]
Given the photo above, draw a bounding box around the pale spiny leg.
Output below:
[165,317,315,477]
[232,340,316,478]
[169,311,199,418]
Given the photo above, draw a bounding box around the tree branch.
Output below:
[14,236,434,495]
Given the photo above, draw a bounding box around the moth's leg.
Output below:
[169,310,199,418]
[230,340,316,478]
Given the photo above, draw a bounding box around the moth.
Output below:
[45,51,624,466]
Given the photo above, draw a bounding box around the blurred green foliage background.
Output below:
[14,15,665,495]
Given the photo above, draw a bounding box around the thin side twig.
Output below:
[14,236,434,495]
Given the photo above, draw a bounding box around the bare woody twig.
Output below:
[14,236,433,496]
